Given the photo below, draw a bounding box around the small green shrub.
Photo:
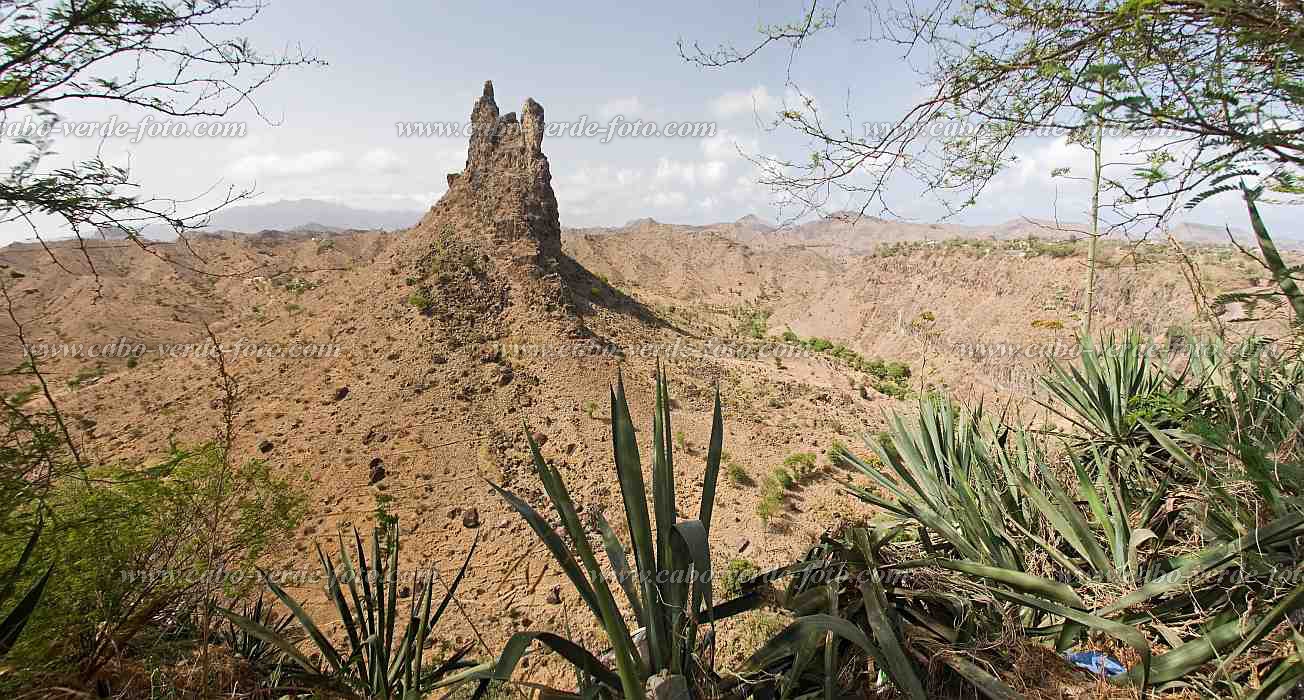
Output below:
[2,444,306,678]
[882,361,911,380]
[281,276,318,295]
[782,452,818,479]
[6,385,40,406]
[735,307,771,339]
[65,364,104,389]
[720,558,760,598]
[755,490,783,525]
[726,460,751,485]
[872,379,911,399]
[768,467,795,490]
[1025,237,1077,258]
[407,288,433,310]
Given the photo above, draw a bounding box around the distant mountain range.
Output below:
[201,199,424,233]
[48,199,1291,249]
[570,212,1296,253]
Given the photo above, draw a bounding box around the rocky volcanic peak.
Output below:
[435,80,561,264]
[734,214,775,231]
[398,80,573,334]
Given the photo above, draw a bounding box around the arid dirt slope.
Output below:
[1,81,1280,686]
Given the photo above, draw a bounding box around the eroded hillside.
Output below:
[3,82,1288,691]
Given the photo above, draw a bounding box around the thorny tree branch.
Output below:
[680,0,1304,236]
[0,0,325,297]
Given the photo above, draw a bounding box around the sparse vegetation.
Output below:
[754,489,783,526]
[756,465,796,526]
[825,440,849,464]
[734,306,771,339]
[781,451,817,479]
[778,330,913,396]
[65,364,104,389]
[407,288,434,310]
[220,521,480,697]
[725,459,751,485]
[720,557,759,598]
[277,276,319,295]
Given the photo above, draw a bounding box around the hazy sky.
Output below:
[0,0,1290,243]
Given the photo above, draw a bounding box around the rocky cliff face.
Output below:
[400,81,572,336]
[453,80,561,265]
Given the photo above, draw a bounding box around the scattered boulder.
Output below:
[368,457,386,484]
[646,671,689,700]
[257,439,274,454]
[333,386,350,401]
[461,507,480,528]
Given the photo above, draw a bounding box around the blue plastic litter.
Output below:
[1065,650,1127,677]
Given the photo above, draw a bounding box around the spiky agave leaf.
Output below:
[0,522,51,658]
[484,367,735,697]
[219,521,478,697]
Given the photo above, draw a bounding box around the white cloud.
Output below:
[701,129,758,160]
[359,148,406,174]
[654,157,727,187]
[225,150,345,179]
[646,190,688,208]
[552,124,780,226]
[598,96,645,120]
[711,86,777,118]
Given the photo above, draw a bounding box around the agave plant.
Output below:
[836,339,1304,697]
[221,521,479,699]
[745,526,1032,699]
[1149,337,1304,536]
[477,368,723,698]
[1038,332,1178,457]
[478,367,886,698]
[0,519,52,658]
[844,397,1029,570]
[214,594,299,670]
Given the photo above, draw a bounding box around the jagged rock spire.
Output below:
[421,80,561,272]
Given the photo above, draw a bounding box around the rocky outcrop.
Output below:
[427,80,560,268]
[399,80,572,336]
